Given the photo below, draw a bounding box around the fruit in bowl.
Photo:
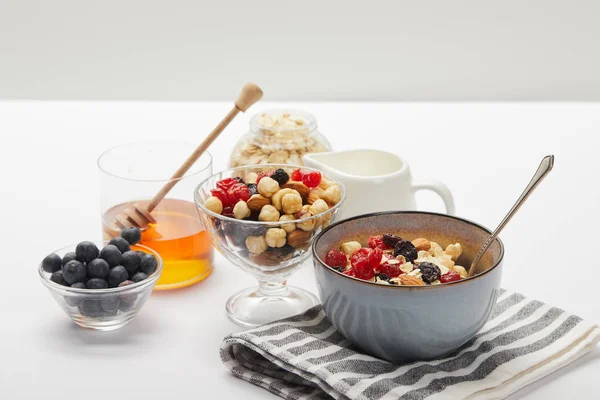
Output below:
[195,164,345,327]
[39,228,163,331]
[312,211,504,363]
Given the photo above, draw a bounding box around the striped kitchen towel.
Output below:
[220,290,600,400]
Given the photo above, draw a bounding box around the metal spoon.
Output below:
[467,155,555,277]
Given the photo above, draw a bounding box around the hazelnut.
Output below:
[318,178,336,190]
[245,235,268,254]
[204,196,223,214]
[257,177,280,198]
[340,241,361,256]
[279,214,297,233]
[321,184,342,206]
[265,228,287,248]
[271,188,299,211]
[246,172,258,184]
[233,200,251,220]
[307,187,325,205]
[445,243,462,260]
[295,208,316,231]
[309,199,329,216]
[258,205,280,222]
[282,193,303,214]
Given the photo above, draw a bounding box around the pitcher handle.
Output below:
[412,179,456,215]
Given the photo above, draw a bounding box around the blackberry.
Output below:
[63,260,87,284]
[270,169,290,186]
[100,245,122,267]
[50,270,68,286]
[382,234,403,248]
[86,278,108,289]
[120,227,141,245]
[418,262,441,284]
[375,273,391,282]
[75,241,99,263]
[139,254,158,275]
[247,183,258,196]
[131,272,148,283]
[121,251,141,277]
[41,253,62,273]
[62,252,77,267]
[108,266,129,288]
[109,237,130,253]
[87,258,110,279]
[393,240,418,263]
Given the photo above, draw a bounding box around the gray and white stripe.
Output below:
[220,290,600,400]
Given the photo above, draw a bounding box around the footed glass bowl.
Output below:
[195,164,345,327]
[39,241,163,331]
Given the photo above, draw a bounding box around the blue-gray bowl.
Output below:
[312,211,504,363]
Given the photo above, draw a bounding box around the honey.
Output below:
[103,198,213,290]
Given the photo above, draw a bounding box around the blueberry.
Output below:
[270,168,290,186]
[139,254,158,275]
[100,296,120,313]
[41,253,62,273]
[131,272,148,283]
[63,260,87,284]
[121,251,141,277]
[50,270,68,286]
[79,299,103,317]
[109,237,130,253]
[87,258,109,278]
[99,245,122,267]
[86,278,108,289]
[120,227,142,245]
[75,241,99,263]
[119,299,135,312]
[65,283,86,306]
[62,252,77,267]
[108,266,129,288]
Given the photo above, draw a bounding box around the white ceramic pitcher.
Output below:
[303,149,455,221]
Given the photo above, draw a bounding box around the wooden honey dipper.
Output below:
[109,82,263,233]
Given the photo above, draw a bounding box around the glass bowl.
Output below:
[194,164,346,327]
[39,241,163,331]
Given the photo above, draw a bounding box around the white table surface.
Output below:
[1,101,599,399]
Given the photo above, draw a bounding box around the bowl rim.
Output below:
[312,210,505,289]
[194,163,347,226]
[39,241,164,294]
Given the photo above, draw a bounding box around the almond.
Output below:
[246,194,270,212]
[287,229,312,248]
[399,275,426,286]
[282,181,310,199]
[411,238,431,252]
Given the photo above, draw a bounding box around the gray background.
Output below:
[2,0,599,101]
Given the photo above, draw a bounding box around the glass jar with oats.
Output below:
[229,109,331,168]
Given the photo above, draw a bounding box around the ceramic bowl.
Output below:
[312,211,504,363]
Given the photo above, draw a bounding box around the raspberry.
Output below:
[216,177,239,191]
[291,168,304,181]
[342,269,356,277]
[440,270,462,283]
[229,183,250,203]
[368,235,389,250]
[367,247,383,268]
[325,249,347,268]
[211,188,234,207]
[350,248,371,266]
[378,261,401,277]
[352,256,371,273]
[302,171,322,188]
[355,265,375,281]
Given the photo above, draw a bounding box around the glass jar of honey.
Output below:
[97,141,214,290]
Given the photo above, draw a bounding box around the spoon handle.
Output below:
[467,155,555,277]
